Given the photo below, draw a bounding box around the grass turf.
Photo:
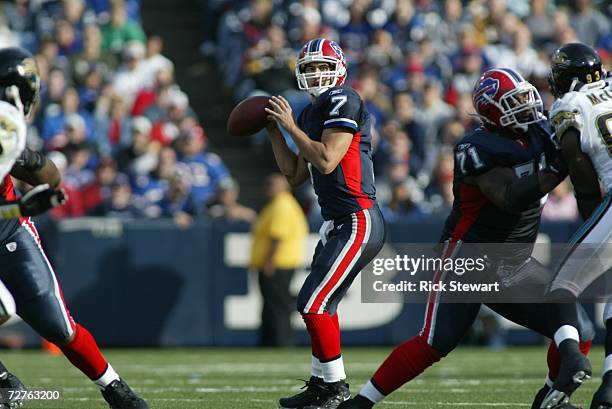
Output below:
[0,346,604,409]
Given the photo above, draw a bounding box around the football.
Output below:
[226,96,271,136]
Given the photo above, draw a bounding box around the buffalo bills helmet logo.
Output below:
[474,77,499,106]
[329,41,344,60]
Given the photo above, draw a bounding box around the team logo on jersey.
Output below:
[474,78,499,107]
[551,110,576,127]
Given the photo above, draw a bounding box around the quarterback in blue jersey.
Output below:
[265,38,385,409]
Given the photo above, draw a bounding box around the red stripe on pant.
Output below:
[306,210,367,314]
[420,241,458,343]
[21,218,76,330]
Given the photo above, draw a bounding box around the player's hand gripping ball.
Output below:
[226,96,271,136]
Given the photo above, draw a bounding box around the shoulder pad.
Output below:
[550,93,584,140]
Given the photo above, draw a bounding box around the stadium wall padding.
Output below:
[2,217,604,348]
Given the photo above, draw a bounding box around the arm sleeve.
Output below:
[321,90,362,132]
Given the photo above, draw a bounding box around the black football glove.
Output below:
[18,184,67,217]
[542,133,568,179]
[14,147,45,171]
[544,147,569,179]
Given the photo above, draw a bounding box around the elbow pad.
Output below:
[504,173,544,212]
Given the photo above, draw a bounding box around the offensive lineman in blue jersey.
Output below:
[338,69,593,409]
[265,38,386,409]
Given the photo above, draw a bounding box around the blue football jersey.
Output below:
[441,121,556,243]
[297,86,376,220]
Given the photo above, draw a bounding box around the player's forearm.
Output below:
[502,171,560,213]
[577,198,601,221]
[285,124,334,174]
[268,130,299,180]
[11,148,61,188]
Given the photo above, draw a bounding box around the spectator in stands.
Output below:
[392,92,426,176]
[339,0,373,66]
[241,25,296,98]
[542,180,579,222]
[70,23,117,87]
[132,63,175,116]
[40,66,68,110]
[101,0,145,54]
[525,0,555,46]
[116,116,159,176]
[552,9,579,48]
[364,29,403,72]
[132,146,176,217]
[112,40,148,108]
[451,48,484,96]
[175,123,230,207]
[381,181,425,223]
[48,150,86,218]
[42,86,95,147]
[95,93,132,155]
[383,0,422,53]
[0,12,19,48]
[78,64,106,113]
[569,0,610,46]
[288,5,335,51]
[81,157,118,213]
[159,168,200,227]
[90,173,142,218]
[425,146,455,212]
[354,68,391,131]
[141,34,173,89]
[55,19,81,56]
[250,174,308,347]
[146,90,197,146]
[63,143,96,189]
[208,177,256,222]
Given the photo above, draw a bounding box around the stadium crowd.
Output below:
[4,0,240,227]
[6,0,612,225]
[211,0,611,222]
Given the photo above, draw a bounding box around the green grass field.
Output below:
[1,346,604,409]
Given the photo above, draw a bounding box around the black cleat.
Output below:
[279,376,327,408]
[532,385,551,409]
[304,380,351,409]
[337,395,375,409]
[101,379,149,409]
[0,372,26,408]
[590,372,612,409]
[541,341,591,409]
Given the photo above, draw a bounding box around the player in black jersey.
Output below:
[338,68,592,409]
[265,38,385,409]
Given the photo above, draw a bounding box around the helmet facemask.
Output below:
[477,82,543,132]
[499,83,543,131]
[296,57,346,97]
